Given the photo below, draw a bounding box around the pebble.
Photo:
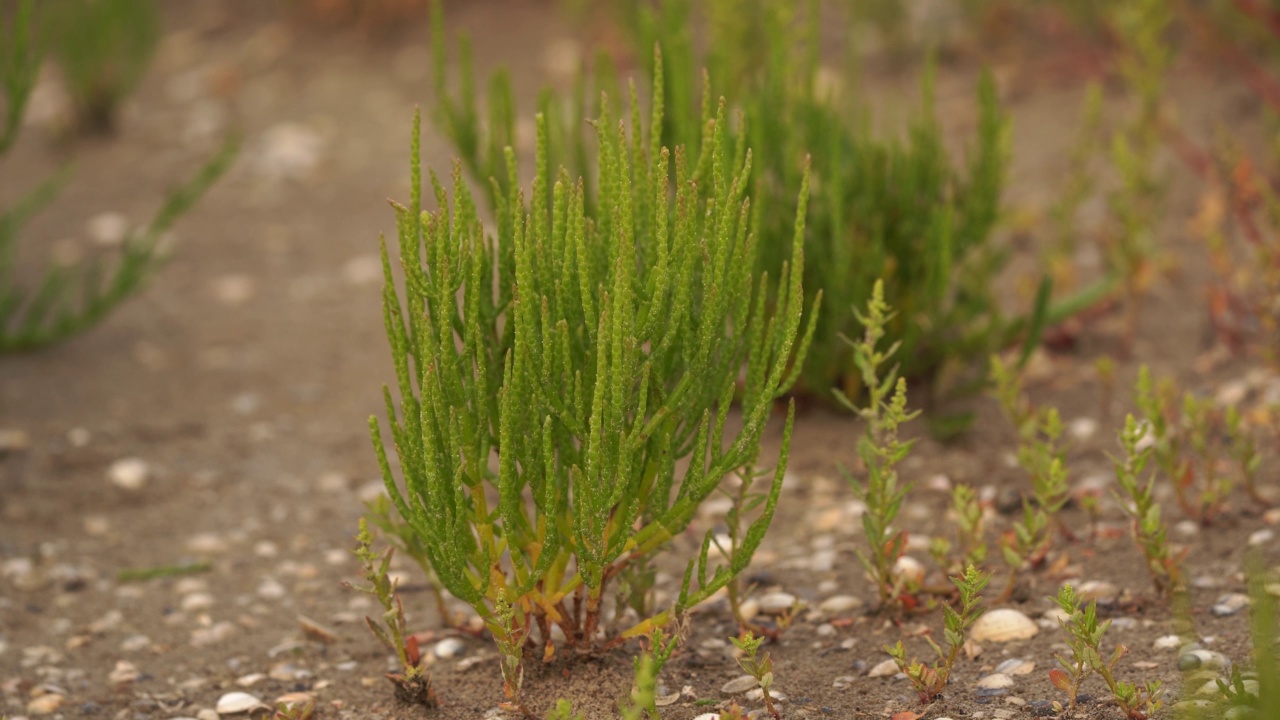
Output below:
[1212,593,1251,617]
[721,675,759,694]
[970,609,1039,642]
[27,693,65,715]
[198,708,220,720]
[0,427,30,452]
[1248,529,1274,547]
[342,254,383,286]
[235,673,266,687]
[182,592,216,611]
[255,122,324,181]
[432,637,465,659]
[1178,649,1231,671]
[818,595,861,615]
[274,692,314,710]
[994,658,1035,676]
[297,615,337,644]
[191,621,236,646]
[187,533,230,554]
[1153,635,1182,650]
[211,274,256,305]
[257,577,286,599]
[1264,508,1280,525]
[693,715,721,720]
[867,659,899,678]
[216,692,266,715]
[107,457,150,491]
[758,592,797,615]
[1076,580,1117,603]
[1067,417,1098,441]
[87,212,129,247]
[976,673,1014,690]
[892,556,926,586]
[108,660,139,684]
[83,516,111,536]
[1175,520,1200,537]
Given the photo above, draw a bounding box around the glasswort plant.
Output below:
[370,60,817,701]
[886,564,990,704]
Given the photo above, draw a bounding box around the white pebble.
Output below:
[211,274,255,305]
[819,595,861,615]
[1212,593,1250,617]
[1068,417,1098,441]
[432,637,465,659]
[215,692,266,715]
[1248,529,1274,547]
[342,254,383,286]
[976,673,1014,689]
[108,457,150,491]
[1153,635,1182,650]
[87,212,129,247]
[181,592,215,611]
[970,609,1039,643]
[720,675,759,694]
[868,658,900,677]
[758,592,797,615]
[257,577,286,599]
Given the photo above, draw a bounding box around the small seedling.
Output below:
[273,698,315,720]
[931,483,987,577]
[44,0,161,134]
[1111,414,1187,598]
[619,626,678,720]
[1050,584,1163,719]
[730,631,780,720]
[886,564,990,704]
[342,520,437,708]
[544,698,585,720]
[1226,406,1268,507]
[836,281,920,612]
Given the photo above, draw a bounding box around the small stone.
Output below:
[108,457,150,490]
[216,692,266,715]
[970,609,1039,643]
[0,428,30,452]
[255,122,324,181]
[341,254,382,286]
[89,609,123,633]
[253,541,278,557]
[721,675,759,694]
[182,592,215,611]
[1153,635,1182,650]
[816,623,836,637]
[1216,379,1249,406]
[1248,529,1274,547]
[738,599,760,621]
[818,595,861,615]
[87,212,129,247]
[976,673,1014,690]
[758,592,797,615]
[1264,508,1280,525]
[1068,417,1098,441]
[257,577,286,599]
[27,693,65,715]
[274,693,313,710]
[198,709,221,720]
[1212,593,1250,617]
[1178,649,1230,671]
[108,660,139,684]
[892,556,926,586]
[298,615,337,644]
[235,674,266,687]
[187,533,229,554]
[693,715,721,720]
[868,659,899,678]
[211,274,255,305]
[120,634,150,652]
[432,637,465,659]
[1175,520,1200,537]
[994,658,1035,676]
[1076,580,1118,603]
[191,621,236,646]
[83,516,111,536]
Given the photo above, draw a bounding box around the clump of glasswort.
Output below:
[369,52,817,706]
[730,631,780,720]
[1111,413,1187,599]
[0,0,237,352]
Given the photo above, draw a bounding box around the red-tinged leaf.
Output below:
[405,633,421,667]
[1049,668,1072,692]
[891,711,923,720]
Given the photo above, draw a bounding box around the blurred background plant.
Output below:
[42,0,161,134]
[1,0,237,351]
[434,0,1118,435]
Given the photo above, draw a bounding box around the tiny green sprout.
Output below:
[836,281,920,612]
[544,698,585,720]
[730,631,780,720]
[1112,414,1187,598]
[1052,584,1163,719]
[342,519,437,708]
[887,564,989,704]
[272,697,315,720]
[620,626,679,720]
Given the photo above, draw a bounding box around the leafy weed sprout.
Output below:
[886,564,990,704]
[370,52,817,702]
[730,631,780,720]
[342,520,438,708]
[1112,413,1187,598]
[1050,584,1164,719]
[835,280,920,613]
